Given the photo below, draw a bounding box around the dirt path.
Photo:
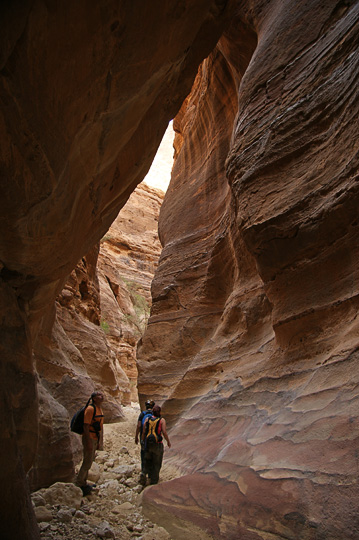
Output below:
[34,404,180,540]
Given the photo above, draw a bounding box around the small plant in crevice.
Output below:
[100,233,113,243]
[100,318,110,334]
[121,277,151,336]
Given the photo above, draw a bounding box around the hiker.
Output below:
[75,391,104,496]
[142,404,171,485]
[135,399,155,485]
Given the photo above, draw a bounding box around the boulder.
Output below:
[35,482,83,510]
[88,462,101,483]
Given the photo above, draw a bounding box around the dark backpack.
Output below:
[70,398,96,435]
[145,416,162,446]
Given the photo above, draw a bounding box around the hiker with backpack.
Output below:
[74,391,104,496]
[135,399,155,485]
[141,404,171,485]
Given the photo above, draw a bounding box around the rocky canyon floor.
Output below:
[32,405,180,540]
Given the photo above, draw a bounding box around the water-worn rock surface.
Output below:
[1,4,231,533]
[138,1,359,538]
[30,182,163,491]
[1,1,359,539]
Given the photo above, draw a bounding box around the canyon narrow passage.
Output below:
[1,1,359,539]
[33,404,181,540]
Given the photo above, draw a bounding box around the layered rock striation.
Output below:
[139,1,359,539]
[30,182,164,491]
[1,0,359,539]
[0,2,234,538]
[98,182,164,401]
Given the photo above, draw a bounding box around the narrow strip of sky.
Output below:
[143,121,174,193]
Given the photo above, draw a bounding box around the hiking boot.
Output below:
[81,485,93,496]
[139,473,146,486]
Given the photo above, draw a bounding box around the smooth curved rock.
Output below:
[139,1,359,538]
[2,0,359,538]
[0,1,235,537]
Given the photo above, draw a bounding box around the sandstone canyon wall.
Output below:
[1,1,358,539]
[30,181,163,491]
[0,2,234,538]
[98,182,165,403]
[138,1,359,539]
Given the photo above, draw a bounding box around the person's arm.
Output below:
[161,418,171,448]
[83,405,95,450]
[135,420,141,445]
[98,423,104,451]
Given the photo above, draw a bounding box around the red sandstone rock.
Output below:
[0,2,234,536]
[139,1,359,538]
[98,182,164,402]
[30,182,163,490]
[1,1,359,539]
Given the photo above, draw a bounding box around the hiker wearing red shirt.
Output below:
[76,391,104,496]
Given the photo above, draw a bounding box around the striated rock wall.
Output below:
[1,0,358,538]
[139,1,359,539]
[0,2,234,537]
[30,182,164,491]
[98,182,164,401]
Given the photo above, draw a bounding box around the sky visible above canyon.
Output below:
[143,121,174,193]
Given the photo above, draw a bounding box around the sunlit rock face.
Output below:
[0,2,235,537]
[139,1,359,538]
[29,183,164,490]
[31,244,126,491]
[98,182,164,401]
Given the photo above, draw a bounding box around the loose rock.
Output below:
[35,405,179,540]
[34,506,53,523]
[96,520,115,538]
[32,493,46,507]
[35,482,83,509]
[57,508,73,523]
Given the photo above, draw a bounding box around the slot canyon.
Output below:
[1,1,358,539]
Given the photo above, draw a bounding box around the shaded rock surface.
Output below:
[138,1,359,539]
